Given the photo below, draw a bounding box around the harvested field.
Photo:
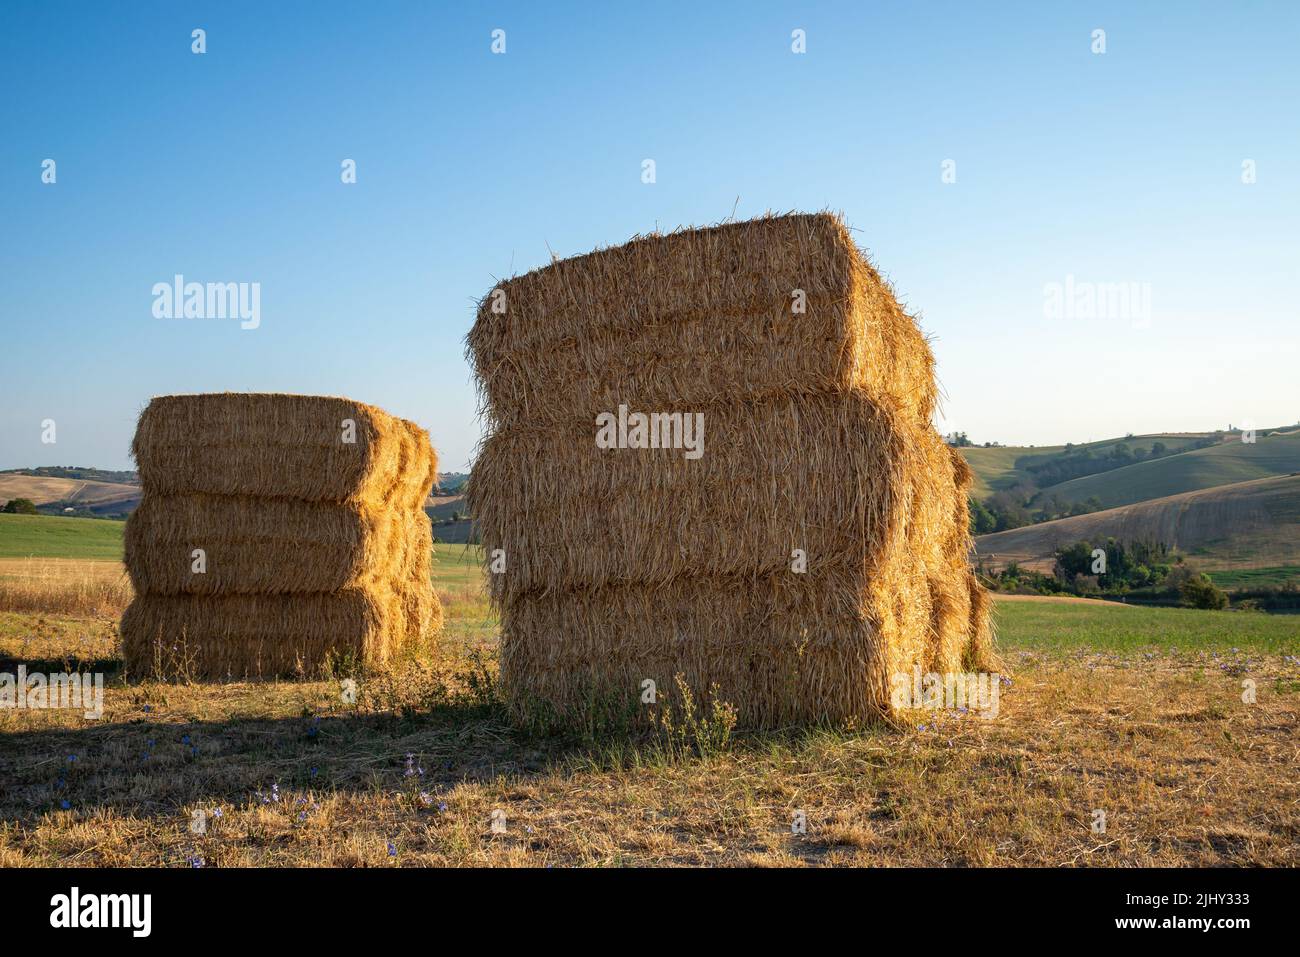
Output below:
[0,558,132,618]
[977,474,1300,575]
[0,593,1295,867]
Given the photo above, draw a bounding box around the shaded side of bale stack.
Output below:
[948,446,995,668]
[468,213,994,727]
[122,393,440,678]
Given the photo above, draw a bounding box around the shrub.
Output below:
[1179,574,1228,610]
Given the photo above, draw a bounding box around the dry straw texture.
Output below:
[133,393,434,505]
[122,392,440,679]
[473,394,915,600]
[469,212,993,726]
[500,571,914,728]
[120,584,432,679]
[468,213,936,430]
[124,495,421,595]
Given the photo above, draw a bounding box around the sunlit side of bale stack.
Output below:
[469,213,994,726]
[121,393,440,678]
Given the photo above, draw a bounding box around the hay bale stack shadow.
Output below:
[121,393,440,679]
[469,212,995,728]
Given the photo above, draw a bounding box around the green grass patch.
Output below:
[0,513,124,560]
[1206,566,1300,590]
[432,542,484,591]
[993,598,1299,653]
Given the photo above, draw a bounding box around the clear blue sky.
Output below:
[2,1,1296,473]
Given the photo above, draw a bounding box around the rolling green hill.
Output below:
[958,433,1219,499]
[1036,431,1300,509]
[0,513,126,560]
[975,474,1300,583]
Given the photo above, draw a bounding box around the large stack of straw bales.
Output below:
[121,393,439,678]
[469,212,993,726]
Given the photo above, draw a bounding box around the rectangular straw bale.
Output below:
[122,392,441,678]
[470,394,920,601]
[468,213,936,429]
[403,508,443,640]
[467,213,994,727]
[497,562,940,728]
[124,494,419,595]
[121,576,431,679]
[488,423,992,726]
[966,571,996,669]
[936,444,995,669]
[913,433,975,670]
[132,393,436,504]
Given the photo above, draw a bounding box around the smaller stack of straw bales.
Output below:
[121,393,439,678]
[469,212,994,727]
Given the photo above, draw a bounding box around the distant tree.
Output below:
[1180,574,1228,610]
[985,491,1031,531]
[1162,564,1195,592]
[1150,441,1167,457]
[1054,541,1095,582]
[1072,573,1101,595]
[968,498,997,535]
[1,498,38,514]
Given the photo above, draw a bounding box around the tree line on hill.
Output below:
[1025,438,1217,488]
[975,536,1296,610]
[968,492,1107,534]
[0,497,126,520]
[944,432,1002,448]
[0,466,140,484]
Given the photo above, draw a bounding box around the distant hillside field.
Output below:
[0,466,139,485]
[1039,431,1300,509]
[426,494,476,544]
[427,495,466,521]
[957,433,1219,500]
[0,474,141,516]
[1,471,459,519]
[975,474,1300,579]
[436,472,470,494]
[0,513,125,560]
